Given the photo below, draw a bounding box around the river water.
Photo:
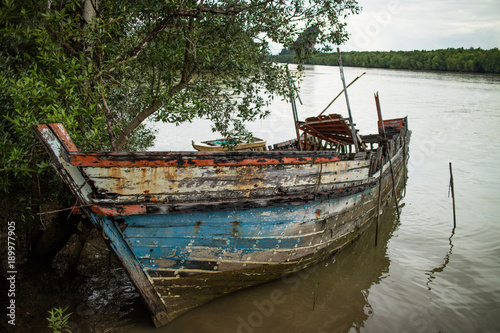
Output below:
[120,65,500,332]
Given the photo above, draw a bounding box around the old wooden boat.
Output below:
[33,111,410,327]
[192,137,267,151]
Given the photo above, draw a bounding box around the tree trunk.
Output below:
[66,220,92,277]
[23,0,100,273]
[26,213,79,271]
[115,102,162,151]
[83,0,99,24]
[114,69,198,150]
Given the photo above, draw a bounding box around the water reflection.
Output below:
[425,228,455,291]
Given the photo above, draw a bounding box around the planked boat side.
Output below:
[33,117,410,327]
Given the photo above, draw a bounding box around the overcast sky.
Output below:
[341,0,500,51]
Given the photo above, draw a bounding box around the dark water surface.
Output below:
[120,65,500,332]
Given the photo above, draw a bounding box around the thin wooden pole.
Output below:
[449,162,456,228]
[337,48,359,153]
[376,156,383,247]
[403,130,407,196]
[374,92,400,230]
[318,72,366,117]
[291,98,303,151]
[287,67,303,151]
[374,92,386,137]
[389,154,400,220]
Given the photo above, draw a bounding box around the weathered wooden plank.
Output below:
[33,125,93,202]
[120,184,380,273]
[69,150,346,167]
[83,150,403,218]
[83,160,370,204]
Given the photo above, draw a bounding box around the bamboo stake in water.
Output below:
[449,162,457,228]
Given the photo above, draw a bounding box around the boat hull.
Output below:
[95,144,406,320]
[33,120,410,327]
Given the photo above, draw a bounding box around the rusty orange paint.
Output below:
[33,124,49,133]
[49,123,79,152]
[70,155,179,167]
[91,205,146,216]
[381,118,404,130]
[70,206,82,214]
[70,154,341,167]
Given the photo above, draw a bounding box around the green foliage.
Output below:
[46,306,72,333]
[1,0,110,196]
[275,48,500,74]
[0,0,360,217]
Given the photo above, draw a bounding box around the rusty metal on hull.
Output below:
[33,116,410,327]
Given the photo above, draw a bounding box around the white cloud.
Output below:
[342,0,500,51]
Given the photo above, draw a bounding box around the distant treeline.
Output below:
[274,48,500,74]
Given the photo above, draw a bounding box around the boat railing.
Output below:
[368,119,408,177]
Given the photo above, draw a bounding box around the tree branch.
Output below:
[115,102,161,151]
[115,63,199,151]
[98,77,117,151]
[114,0,275,150]
[124,0,274,62]
[181,16,195,83]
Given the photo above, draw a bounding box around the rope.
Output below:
[36,204,92,215]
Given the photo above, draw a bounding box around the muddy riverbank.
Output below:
[1,229,145,333]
